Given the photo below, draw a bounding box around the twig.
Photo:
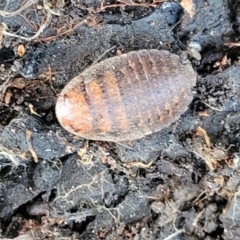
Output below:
[2,11,52,41]
[43,0,61,16]
[96,0,164,12]
[36,19,86,42]
[201,101,222,112]
[193,190,208,204]
[0,0,38,17]
[162,229,185,240]
[225,42,240,47]
[91,46,116,65]
[196,126,211,148]
[123,160,153,169]
[26,130,39,163]
[192,209,205,227]
[0,150,20,166]
[0,145,28,167]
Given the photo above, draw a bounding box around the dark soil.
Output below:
[0,0,240,239]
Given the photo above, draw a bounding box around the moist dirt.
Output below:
[0,0,240,239]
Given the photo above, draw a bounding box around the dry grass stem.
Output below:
[0,0,38,17]
[26,130,39,163]
[2,11,52,41]
[163,229,185,240]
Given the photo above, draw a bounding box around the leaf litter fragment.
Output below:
[192,126,229,170]
[26,130,39,163]
[17,44,26,57]
[180,0,195,17]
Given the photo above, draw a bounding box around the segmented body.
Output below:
[56,49,196,141]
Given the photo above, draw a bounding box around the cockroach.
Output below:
[56,49,196,142]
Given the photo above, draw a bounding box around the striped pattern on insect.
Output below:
[55,49,196,142]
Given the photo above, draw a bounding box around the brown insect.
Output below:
[56,49,196,142]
